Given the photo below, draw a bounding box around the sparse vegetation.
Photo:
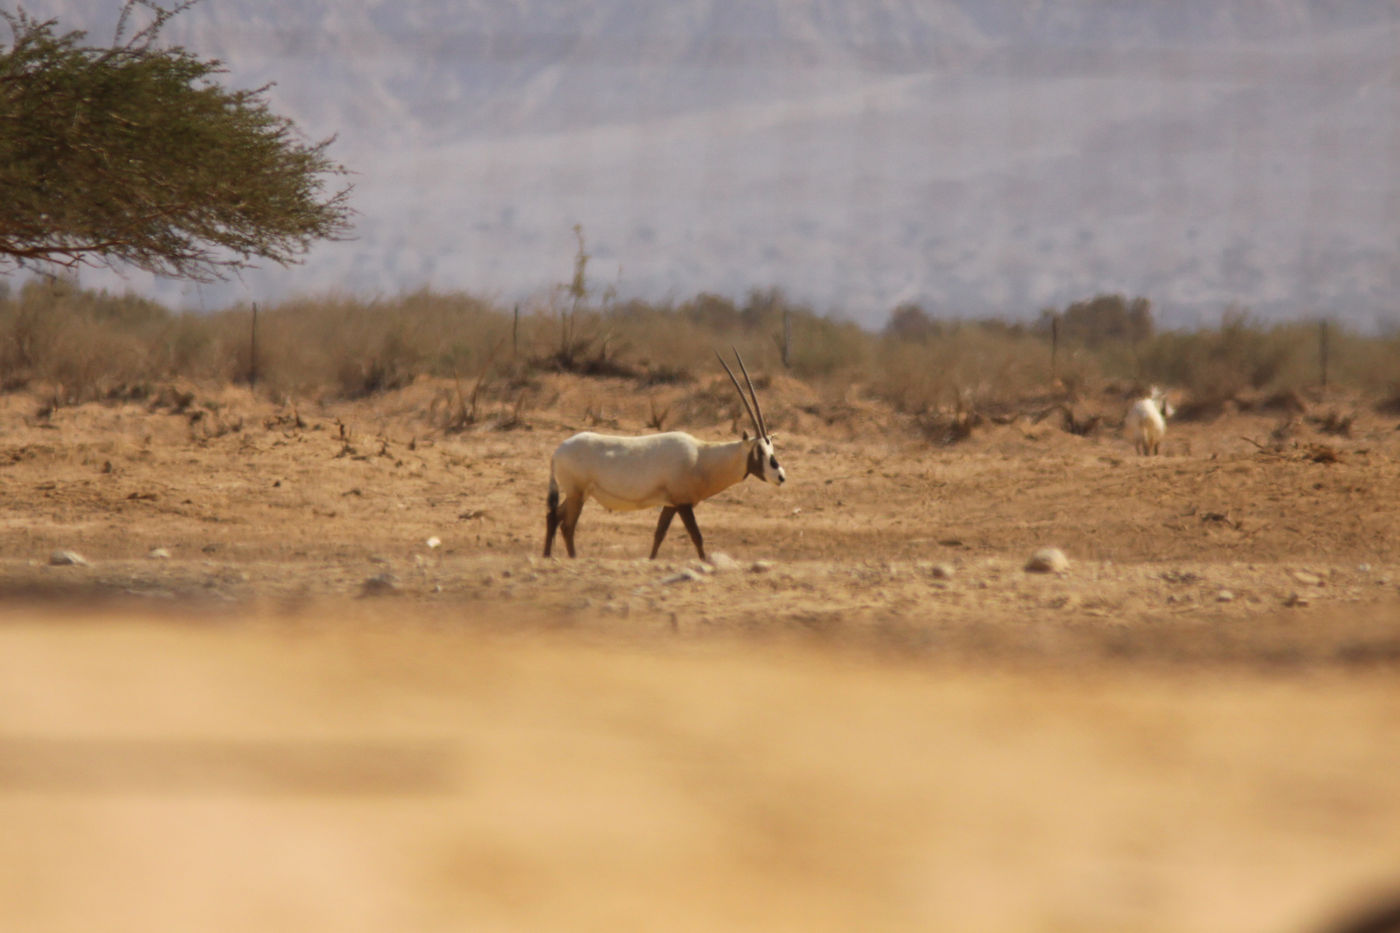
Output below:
[0,278,1395,443]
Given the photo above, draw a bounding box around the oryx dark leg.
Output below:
[677,505,705,560]
[543,487,561,557]
[649,506,677,560]
[559,495,585,558]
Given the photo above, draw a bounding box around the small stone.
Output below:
[1290,570,1325,587]
[660,569,704,585]
[928,563,956,581]
[708,552,741,573]
[1357,563,1372,573]
[1283,592,1310,608]
[750,560,774,573]
[426,536,442,549]
[1024,548,1069,574]
[1216,589,1235,603]
[147,547,172,560]
[49,549,89,567]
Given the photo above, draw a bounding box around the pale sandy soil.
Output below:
[1,376,1398,932]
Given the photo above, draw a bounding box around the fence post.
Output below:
[1050,314,1060,382]
[513,303,520,359]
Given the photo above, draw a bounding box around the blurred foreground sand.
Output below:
[2,605,1399,933]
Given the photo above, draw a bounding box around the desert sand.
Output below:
[1,374,1398,932]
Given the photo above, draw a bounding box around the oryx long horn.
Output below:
[716,350,763,438]
[730,346,768,439]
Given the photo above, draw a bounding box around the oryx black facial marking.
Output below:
[745,438,784,484]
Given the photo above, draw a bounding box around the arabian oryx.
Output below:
[1125,386,1174,455]
[544,349,786,560]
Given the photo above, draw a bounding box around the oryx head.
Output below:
[717,347,786,487]
[1149,385,1174,419]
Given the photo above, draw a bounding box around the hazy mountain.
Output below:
[14,1,1400,329]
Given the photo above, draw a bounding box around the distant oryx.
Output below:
[544,349,786,560]
[1125,386,1174,455]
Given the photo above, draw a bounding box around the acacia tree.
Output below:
[0,1,352,282]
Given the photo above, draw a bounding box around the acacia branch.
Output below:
[0,2,354,282]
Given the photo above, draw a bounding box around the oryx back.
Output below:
[552,431,699,512]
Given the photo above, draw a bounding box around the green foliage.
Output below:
[0,2,351,281]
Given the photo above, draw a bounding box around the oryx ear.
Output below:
[742,429,750,441]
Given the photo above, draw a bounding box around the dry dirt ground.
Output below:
[1,375,1399,933]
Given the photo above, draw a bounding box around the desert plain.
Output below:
[1,373,1398,933]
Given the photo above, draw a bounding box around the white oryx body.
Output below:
[1125,387,1173,456]
[550,431,763,513]
[544,350,785,560]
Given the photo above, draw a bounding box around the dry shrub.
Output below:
[1056,405,1104,436]
[1308,410,1355,437]
[244,290,507,399]
[638,364,692,387]
[1318,328,1400,397]
[580,301,723,379]
[870,323,1052,418]
[0,279,177,404]
[1,281,1396,424]
[1136,318,1292,412]
[664,375,760,432]
[427,367,539,433]
[1305,442,1343,464]
[1171,396,1229,422]
[1252,389,1308,414]
[783,313,870,380]
[917,408,983,446]
[1376,389,1400,416]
